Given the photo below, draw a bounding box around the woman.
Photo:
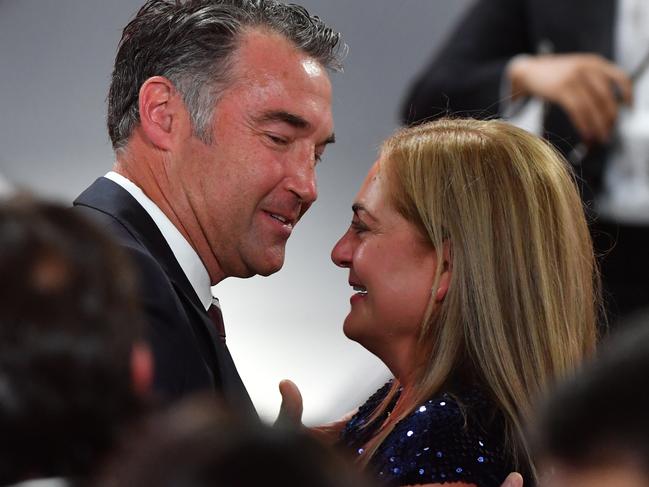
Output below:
[330,118,599,487]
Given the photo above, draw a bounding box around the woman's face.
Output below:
[331,160,443,375]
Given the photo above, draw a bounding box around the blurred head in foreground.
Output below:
[535,323,649,487]
[97,394,368,487]
[0,197,152,484]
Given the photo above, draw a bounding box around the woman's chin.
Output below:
[343,317,375,353]
[342,316,362,343]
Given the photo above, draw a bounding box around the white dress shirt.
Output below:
[599,0,649,223]
[104,171,213,311]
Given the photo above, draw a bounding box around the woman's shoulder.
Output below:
[372,387,510,487]
[339,381,395,448]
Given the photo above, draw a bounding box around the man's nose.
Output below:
[286,151,318,205]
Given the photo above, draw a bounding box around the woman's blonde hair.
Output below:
[360,118,600,481]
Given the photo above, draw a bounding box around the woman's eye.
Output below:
[351,221,368,234]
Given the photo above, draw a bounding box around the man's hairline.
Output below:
[116,26,333,155]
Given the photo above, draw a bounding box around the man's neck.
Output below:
[113,143,226,285]
[105,170,213,309]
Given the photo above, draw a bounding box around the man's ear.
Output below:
[130,342,154,398]
[138,76,189,150]
[435,240,453,302]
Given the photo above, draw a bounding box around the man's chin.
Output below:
[251,252,285,277]
[256,264,283,277]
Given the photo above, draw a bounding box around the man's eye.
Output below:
[266,134,288,145]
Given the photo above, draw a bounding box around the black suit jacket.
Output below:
[402,0,616,199]
[74,177,256,415]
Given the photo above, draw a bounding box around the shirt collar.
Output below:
[105,171,213,311]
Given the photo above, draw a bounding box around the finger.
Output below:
[275,379,304,428]
[598,61,633,106]
[560,88,596,143]
[582,70,619,131]
[500,472,524,487]
[562,83,611,143]
[578,83,614,143]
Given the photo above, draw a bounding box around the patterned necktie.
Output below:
[207,297,226,343]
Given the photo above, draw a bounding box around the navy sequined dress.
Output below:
[339,382,516,487]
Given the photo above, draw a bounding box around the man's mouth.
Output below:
[269,212,294,228]
[266,211,296,229]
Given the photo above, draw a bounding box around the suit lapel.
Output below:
[75,178,200,304]
[74,178,224,363]
[75,177,257,417]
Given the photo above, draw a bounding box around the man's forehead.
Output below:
[221,29,334,138]
[232,29,332,94]
[233,28,320,77]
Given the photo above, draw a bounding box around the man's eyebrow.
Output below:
[256,110,336,145]
[256,110,310,128]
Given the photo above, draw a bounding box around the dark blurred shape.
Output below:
[97,394,369,487]
[0,196,146,485]
[534,323,649,487]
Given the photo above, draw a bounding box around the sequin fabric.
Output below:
[339,382,514,487]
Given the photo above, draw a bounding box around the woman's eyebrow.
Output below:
[352,203,376,222]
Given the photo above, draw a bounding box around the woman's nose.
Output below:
[331,230,352,268]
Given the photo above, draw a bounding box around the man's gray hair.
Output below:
[107,0,345,151]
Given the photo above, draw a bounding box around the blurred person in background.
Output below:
[0,198,152,486]
[73,0,344,408]
[402,0,649,327]
[319,119,598,487]
[533,322,649,487]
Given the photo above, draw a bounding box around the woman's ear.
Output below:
[435,240,452,302]
[138,76,189,150]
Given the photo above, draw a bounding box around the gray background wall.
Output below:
[0,0,473,423]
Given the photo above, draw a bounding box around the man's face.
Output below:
[175,29,334,280]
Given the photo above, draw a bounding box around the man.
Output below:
[73,0,343,410]
[401,0,649,325]
[0,199,152,485]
